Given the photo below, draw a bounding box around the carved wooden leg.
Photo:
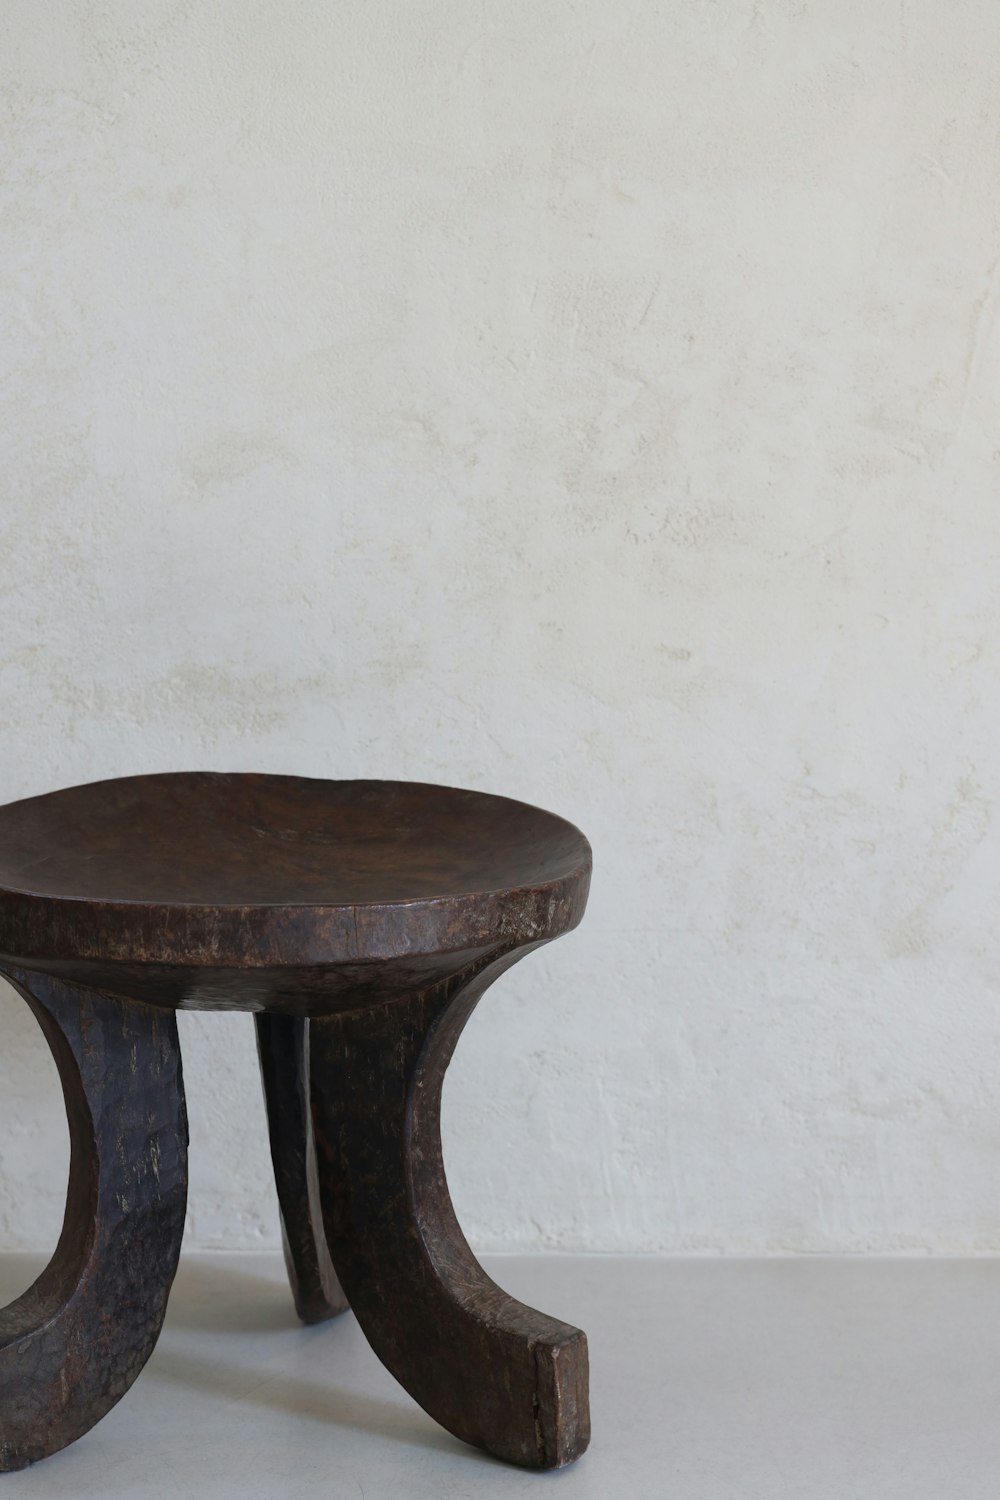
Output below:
[0,968,188,1471]
[254,1014,348,1323]
[308,955,590,1470]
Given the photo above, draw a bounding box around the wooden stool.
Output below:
[0,773,591,1472]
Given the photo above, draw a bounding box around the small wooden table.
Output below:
[0,773,591,1472]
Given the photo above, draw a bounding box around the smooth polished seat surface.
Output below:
[0,773,591,988]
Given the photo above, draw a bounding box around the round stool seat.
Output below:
[0,772,591,1008]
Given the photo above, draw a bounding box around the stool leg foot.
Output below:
[0,967,188,1471]
[255,1014,349,1323]
[308,954,590,1470]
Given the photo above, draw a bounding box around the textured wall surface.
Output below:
[1,1,1000,1255]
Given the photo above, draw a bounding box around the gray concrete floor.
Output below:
[3,1251,1000,1497]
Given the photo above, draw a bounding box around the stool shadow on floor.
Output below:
[148,1256,496,1463]
[162,1255,308,1334]
[0,1255,47,1308]
[147,1346,482,1459]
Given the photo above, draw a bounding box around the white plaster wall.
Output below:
[1,0,1000,1255]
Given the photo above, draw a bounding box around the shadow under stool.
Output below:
[0,772,591,1472]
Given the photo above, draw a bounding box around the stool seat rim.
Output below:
[0,772,591,969]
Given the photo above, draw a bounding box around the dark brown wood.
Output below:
[0,967,187,1472]
[0,773,589,982]
[255,1013,349,1324]
[309,947,590,1469]
[0,772,592,1471]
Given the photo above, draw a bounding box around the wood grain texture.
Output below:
[0,968,187,1472]
[255,1013,349,1324]
[308,948,591,1470]
[0,773,590,978]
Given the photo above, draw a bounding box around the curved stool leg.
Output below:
[308,954,590,1470]
[0,967,188,1471]
[254,1014,349,1323]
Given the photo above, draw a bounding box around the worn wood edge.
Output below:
[0,865,590,971]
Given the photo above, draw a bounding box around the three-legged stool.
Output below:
[0,773,591,1472]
